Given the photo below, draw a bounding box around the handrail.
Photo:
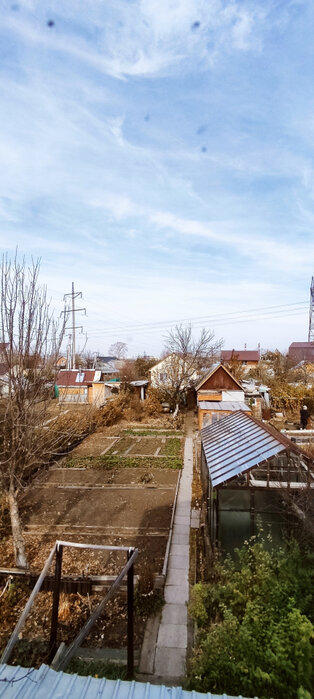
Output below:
[0,540,138,671]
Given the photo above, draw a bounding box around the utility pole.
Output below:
[62,283,86,369]
[308,276,314,343]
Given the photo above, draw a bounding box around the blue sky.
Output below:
[0,0,313,356]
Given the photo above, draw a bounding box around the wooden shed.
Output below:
[196,364,249,429]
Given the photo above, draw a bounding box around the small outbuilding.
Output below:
[56,369,105,405]
[196,364,250,429]
[201,410,313,552]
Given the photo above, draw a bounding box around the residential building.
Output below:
[149,354,199,389]
[288,342,314,363]
[221,349,260,367]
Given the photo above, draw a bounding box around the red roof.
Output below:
[221,350,259,362]
[289,342,314,348]
[56,369,96,387]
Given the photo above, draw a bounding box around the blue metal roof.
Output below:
[0,664,257,699]
[201,411,286,487]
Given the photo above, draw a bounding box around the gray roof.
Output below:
[198,401,250,411]
[0,664,256,699]
[201,411,286,487]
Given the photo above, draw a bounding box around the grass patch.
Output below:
[160,437,182,457]
[123,428,183,436]
[67,658,128,679]
[63,455,182,469]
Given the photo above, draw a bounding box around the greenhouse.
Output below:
[200,411,314,552]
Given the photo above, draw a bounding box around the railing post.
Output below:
[48,543,63,663]
[127,548,134,679]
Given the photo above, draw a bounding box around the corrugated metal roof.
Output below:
[0,664,256,699]
[201,411,286,487]
[130,380,148,387]
[56,370,96,387]
[198,401,250,411]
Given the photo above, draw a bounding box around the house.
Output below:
[56,369,106,406]
[200,410,314,552]
[288,342,314,363]
[196,364,250,429]
[221,349,260,368]
[56,356,67,369]
[149,354,199,389]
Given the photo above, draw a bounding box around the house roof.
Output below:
[195,364,244,392]
[0,664,255,699]
[289,342,314,349]
[201,410,295,487]
[149,354,173,371]
[221,350,260,361]
[198,401,250,412]
[56,370,96,387]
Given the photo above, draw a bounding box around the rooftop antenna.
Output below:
[308,276,314,342]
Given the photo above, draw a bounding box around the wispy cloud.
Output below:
[0,0,313,354]
[2,0,265,79]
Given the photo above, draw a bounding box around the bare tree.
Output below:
[108,341,128,359]
[152,324,222,412]
[0,254,67,568]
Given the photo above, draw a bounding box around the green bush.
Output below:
[187,538,314,699]
[67,658,128,679]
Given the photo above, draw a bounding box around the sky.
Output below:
[0,0,314,357]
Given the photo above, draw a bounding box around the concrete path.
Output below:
[153,434,193,682]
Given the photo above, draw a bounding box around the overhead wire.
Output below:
[87,302,308,338]
[87,301,307,335]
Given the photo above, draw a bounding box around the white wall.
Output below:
[221,390,244,402]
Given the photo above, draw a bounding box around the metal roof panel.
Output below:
[0,665,256,699]
[201,411,288,487]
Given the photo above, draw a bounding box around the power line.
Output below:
[87,302,308,338]
[61,283,86,369]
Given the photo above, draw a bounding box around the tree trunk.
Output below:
[173,403,179,418]
[8,483,28,569]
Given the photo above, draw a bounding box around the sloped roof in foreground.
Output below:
[201,411,288,487]
[0,664,256,699]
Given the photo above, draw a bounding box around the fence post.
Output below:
[48,543,63,663]
[127,548,134,679]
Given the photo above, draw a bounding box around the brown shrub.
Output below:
[123,394,143,422]
[98,392,130,426]
[143,388,163,417]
